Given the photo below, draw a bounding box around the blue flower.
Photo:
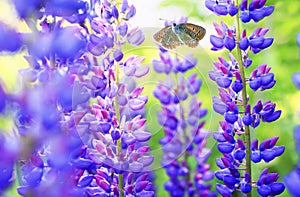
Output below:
[285,63,300,196]
[292,72,300,89]
[210,21,236,51]
[11,0,43,18]
[249,64,275,91]
[284,168,300,197]
[45,0,88,18]
[207,0,284,195]
[153,39,215,196]
[238,28,274,54]
[0,22,23,52]
[257,168,285,197]
[205,0,238,16]
[240,0,274,23]
[0,84,6,113]
[297,33,300,47]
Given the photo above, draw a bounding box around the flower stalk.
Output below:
[206,0,285,196]
[153,23,216,195]
[0,0,154,196]
[235,1,252,196]
[115,61,124,197]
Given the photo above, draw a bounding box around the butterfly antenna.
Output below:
[158,18,175,26]
[158,18,170,22]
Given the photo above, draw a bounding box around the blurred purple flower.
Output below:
[0,84,6,113]
[285,36,300,196]
[0,22,23,52]
[292,72,300,89]
[0,134,20,194]
[10,0,43,19]
[27,26,87,60]
[297,33,300,47]
[11,0,88,22]
[152,36,215,196]
[127,28,145,46]
[0,0,153,196]
[284,168,300,197]
[205,0,238,16]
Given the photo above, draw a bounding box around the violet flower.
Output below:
[0,134,20,194]
[205,0,238,16]
[0,0,153,196]
[284,37,300,197]
[152,27,216,196]
[0,22,23,52]
[206,0,285,196]
[284,125,300,197]
[210,21,236,51]
[239,0,274,23]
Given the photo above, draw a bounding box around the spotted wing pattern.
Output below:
[177,23,206,48]
[153,26,181,49]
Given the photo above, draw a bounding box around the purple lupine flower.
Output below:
[0,22,23,52]
[284,37,300,196]
[0,134,20,194]
[152,32,216,196]
[0,83,6,113]
[257,168,285,197]
[45,0,88,18]
[0,0,153,196]
[296,33,300,47]
[127,28,145,46]
[250,137,284,163]
[25,23,87,60]
[240,0,274,23]
[249,64,275,91]
[292,72,300,89]
[206,0,285,196]
[83,1,153,196]
[11,0,88,22]
[239,28,274,54]
[10,0,43,19]
[210,21,236,51]
[205,0,238,16]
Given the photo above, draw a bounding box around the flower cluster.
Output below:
[0,0,153,196]
[206,0,285,196]
[205,0,238,16]
[152,31,216,196]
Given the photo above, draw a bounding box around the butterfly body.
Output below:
[153,23,206,49]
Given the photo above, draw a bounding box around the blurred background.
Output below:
[1,0,300,196]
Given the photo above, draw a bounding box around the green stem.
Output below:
[183,127,191,194]
[115,62,123,197]
[176,73,191,193]
[115,1,123,195]
[235,0,252,196]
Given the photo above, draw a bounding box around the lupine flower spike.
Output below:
[206,0,285,196]
[0,0,153,196]
[152,18,216,197]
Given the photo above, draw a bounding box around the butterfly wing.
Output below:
[153,26,181,49]
[177,23,206,48]
[153,26,169,43]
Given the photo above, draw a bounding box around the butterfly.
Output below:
[153,23,206,49]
